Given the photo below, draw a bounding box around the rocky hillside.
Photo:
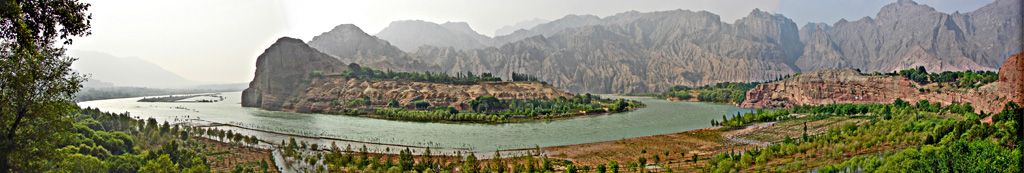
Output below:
[795,0,1021,73]
[413,9,802,93]
[306,24,440,73]
[242,37,573,113]
[741,52,1024,114]
[353,0,1018,94]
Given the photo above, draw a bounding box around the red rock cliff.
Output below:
[998,52,1024,106]
[742,52,1024,114]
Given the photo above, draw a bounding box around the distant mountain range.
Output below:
[69,50,249,91]
[69,50,200,88]
[493,18,549,36]
[302,0,1020,93]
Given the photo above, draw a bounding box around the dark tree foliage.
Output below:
[660,82,759,103]
[888,66,998,88]
[1,0,91,171]
[337,63,503,85]
[510,72,540,82]
[373,94,643,123]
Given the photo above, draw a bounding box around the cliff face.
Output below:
[998,52,1024,106]
[742,52,1024,114]
[414,9,801,93]
[796,0,1021,73]
[243,37,575,113]
[242,37,347,110]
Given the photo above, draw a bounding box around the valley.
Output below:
[4,0,1021,172]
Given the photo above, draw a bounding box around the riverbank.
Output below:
[139,93,225,102]
[542,127,755,171]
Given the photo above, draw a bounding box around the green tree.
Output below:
[139,154,179,173]
[608,161,619,173]
[637,156,647,167]
[462,153,479,173]
[398,148,414,170]
[1,0,92,171]
[55,154,106,172]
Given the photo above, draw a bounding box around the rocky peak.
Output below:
[376,20,494,51]
[440,22,479,35]
[326,24,372,38]
[876,0,938,22]
[308,24,439,73]
[242,37,346,109]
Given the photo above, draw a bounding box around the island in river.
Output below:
[240,37,642,123]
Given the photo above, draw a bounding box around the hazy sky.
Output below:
[66,0,994,84]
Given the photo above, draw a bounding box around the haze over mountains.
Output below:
[69,50,200,88]
[493,18,550,36]
[300,0,1019,93]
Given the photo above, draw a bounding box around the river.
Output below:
[79,91,757,154]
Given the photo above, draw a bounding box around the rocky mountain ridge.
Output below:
[356,0,1019,93]
[412,9,802,93]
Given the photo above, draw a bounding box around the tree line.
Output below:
[369,94,644,123]
[875,66,999,88]
[660,82,760,103]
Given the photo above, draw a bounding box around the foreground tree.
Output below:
[1,0,91,171]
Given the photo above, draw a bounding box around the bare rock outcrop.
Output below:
[998,52,1024,106]
[242,37,347,110]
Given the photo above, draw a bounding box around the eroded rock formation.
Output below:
[998,52,1024,106]
[742,52,1024,114]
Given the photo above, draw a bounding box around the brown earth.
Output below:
[543,128,755,171]
[197,138,278,172]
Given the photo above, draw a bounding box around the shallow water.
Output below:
[80,92,757,152]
